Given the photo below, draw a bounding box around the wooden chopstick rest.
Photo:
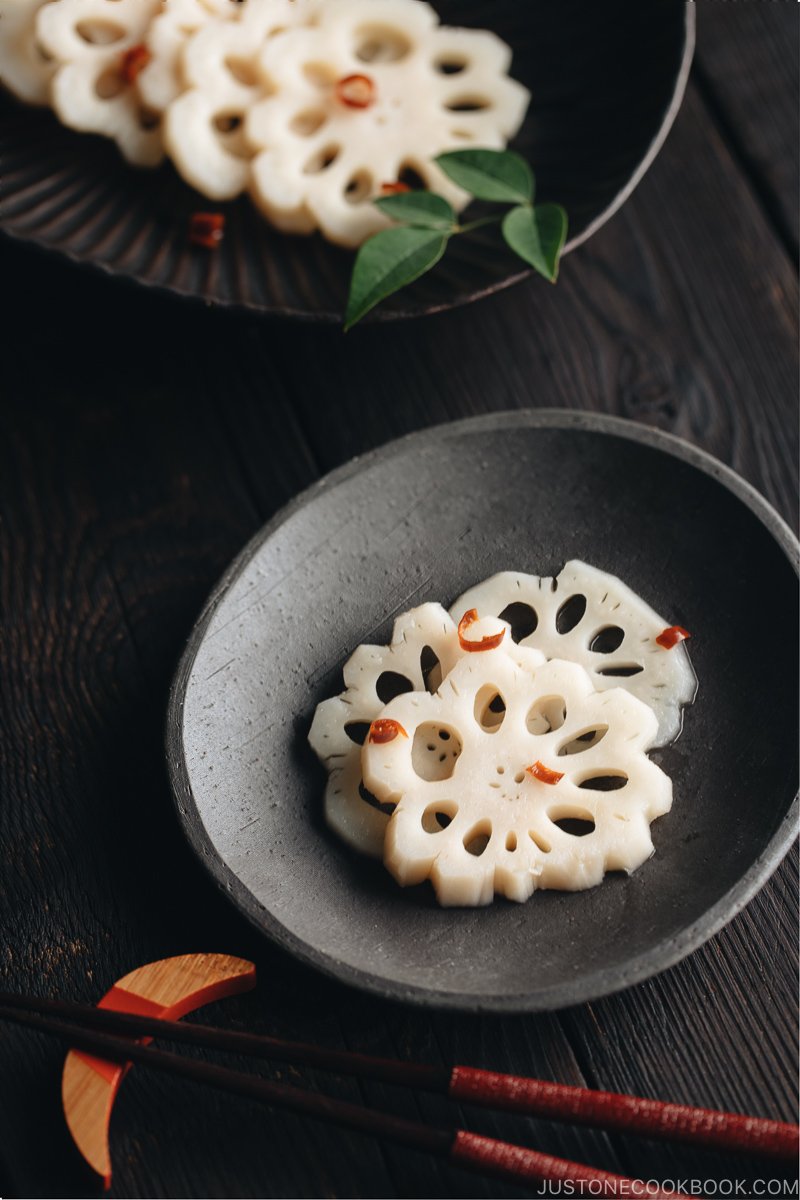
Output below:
[60,953,256,1187]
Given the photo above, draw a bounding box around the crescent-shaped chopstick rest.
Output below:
[61,953,256,1188]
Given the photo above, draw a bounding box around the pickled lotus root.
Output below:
[35,0,164,166]
[362,648,672,907]
[246,0,530,246]
[451,561,695,748]
[137,0,239,113]
[307,603,506,858]
[164,0,315,201]
[0,0,56,106]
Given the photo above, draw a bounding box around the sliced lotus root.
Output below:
[451,561,695,748]
[0,0,56,106]
[137,0,238,113]
[307,602,500,858]
[164,0,314,201]
[246,0,530,246]
[363,648,672,907]
[35,0,164,166]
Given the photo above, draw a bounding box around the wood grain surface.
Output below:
[0,5,797,1198]
[694,0,799,255]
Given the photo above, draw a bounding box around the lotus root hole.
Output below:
[95,69,124,99]
[138,108,160,131]
[556,594,587,634]
[75,19,125,45]
[290,109,327,137]
[450,128,476,140]
[514,771,526,784]
[598,663,644,677]
[412,723,462,781]
[589,625,625,654]
[225,56,259,87]
[344,171,373,205]
[421,801,457,833]
[497,602,538,642]
[303,62,338,87]
[474,685,506,733]
[358,780,395,814]
[435,57,468,75]
[578,773,629,792]
[304,144,342,174]
[420,645,443,693]
[463,822,491,857]
[549,808,596,837]
[375,670,414,704]
[557,726,609,756]
[529,830,551,854]
[398,163,428,190]
[527,695,567,735]
[213,113,243,134]
[344,721,371,746]
[505,832,517,852]
[209,112,249,156]
[354,25,412,63]
[444,96,491,112]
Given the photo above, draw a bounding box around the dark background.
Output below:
[1,3,797,1197]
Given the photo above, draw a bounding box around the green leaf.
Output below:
[344,227,449,329]
[502,203,568,282]
[435,148,534,204]
[374,190,456,230]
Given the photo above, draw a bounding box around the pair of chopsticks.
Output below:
[1,992,796,1196]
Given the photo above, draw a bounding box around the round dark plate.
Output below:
[168,411,799,1012]
[0,0,693,321]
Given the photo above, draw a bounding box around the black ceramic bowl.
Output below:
[0,0,693,320]
[167,412,799,1012]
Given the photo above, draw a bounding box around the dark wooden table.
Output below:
[1,5,797,1197]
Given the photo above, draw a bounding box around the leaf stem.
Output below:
[456,214,505,235]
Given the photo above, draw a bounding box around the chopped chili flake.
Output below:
[368,718,408,744]
[380,181,411,195]
[656,625,691,650]
[189,211,225,249]
[336,73,376,109]
[526,761,564,785]
[120,44,151,86]
[457,609,506,653]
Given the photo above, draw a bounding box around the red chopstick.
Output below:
[447,1067,798,1161]
[0,1001,675,1198]
[1,990,796,1163]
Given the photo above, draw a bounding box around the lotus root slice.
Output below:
[363,648,672,906]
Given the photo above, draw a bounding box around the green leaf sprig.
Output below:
[344,149,568,330]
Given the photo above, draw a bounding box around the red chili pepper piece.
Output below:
[457,609,506,653]
[526,761,564,785]
[188,212,226,249]
[120,44,151,85]
[336,73,376,109]
[656,625,691,650]
[368,718,408,744]
[380,182,411,195]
